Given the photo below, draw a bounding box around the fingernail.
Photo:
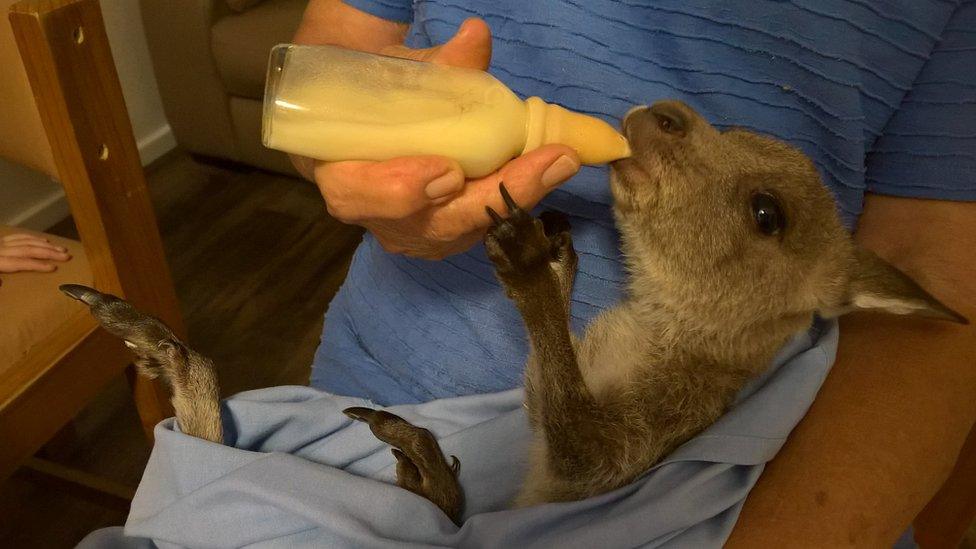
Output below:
[542,155,580,187]
[425,171,464,200]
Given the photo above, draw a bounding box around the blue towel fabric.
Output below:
[312,0,976,406]
[79,322,835,548]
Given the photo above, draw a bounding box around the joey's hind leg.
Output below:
[61,284,222,443]
[343,407,463,525]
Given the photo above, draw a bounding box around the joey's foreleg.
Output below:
[484,185,611,476]
[61,284,222,443]
[538,210,578,317]
[343,407,463,525]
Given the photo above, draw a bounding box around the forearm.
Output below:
[293,0,407,51]
[289,0,408,178]
[728,195,976,546]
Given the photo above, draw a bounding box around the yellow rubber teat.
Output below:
[521,97,632,164]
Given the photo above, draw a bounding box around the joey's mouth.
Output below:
[612,108,662,185]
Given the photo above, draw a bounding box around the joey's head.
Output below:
[610,100,965,342]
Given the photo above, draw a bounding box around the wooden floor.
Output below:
[0,153,363,548]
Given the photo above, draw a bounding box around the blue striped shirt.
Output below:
[312,0,976,404]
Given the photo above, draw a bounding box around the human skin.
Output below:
[0,233,71,287]
[291,1,580,260]
[726,196,976,546]
[296,1,976,543]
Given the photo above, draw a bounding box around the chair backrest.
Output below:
[0,0,55,178]
[7,0,184,337]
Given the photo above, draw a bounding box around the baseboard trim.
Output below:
[137,124,176,166]
[8,188,69,231]
[5,125,175,231]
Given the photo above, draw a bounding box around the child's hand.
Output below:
[0,233,72,280]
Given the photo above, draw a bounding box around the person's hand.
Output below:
[303,18,582,259]
[0,233,72,286]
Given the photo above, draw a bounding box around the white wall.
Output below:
[0,0,175,230]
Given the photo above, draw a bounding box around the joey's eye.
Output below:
[750,192,785,236]
[653,111,684,135]
[649,103,687,135]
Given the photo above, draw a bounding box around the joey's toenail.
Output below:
[485,206,504,224]
[342,407,372,422]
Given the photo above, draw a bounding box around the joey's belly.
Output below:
[577,324,654,399]
[576,304,652,399]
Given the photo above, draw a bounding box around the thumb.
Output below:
[381,18,492,70]
[454,145,581,225]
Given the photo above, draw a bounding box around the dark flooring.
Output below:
[0,152,363,548]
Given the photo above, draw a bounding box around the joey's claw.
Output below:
[342,406,464,525]
[60,284,102,305]
[342,406,376,423]
[498,182,518,213]
[450,455,461,475]
[485,205,504,225]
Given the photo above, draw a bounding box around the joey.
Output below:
[487,100,966,505]
[63,100,965,525]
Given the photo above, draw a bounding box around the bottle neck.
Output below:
[521,96,550,156]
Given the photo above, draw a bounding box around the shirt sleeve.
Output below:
[343,0,414,23]
[865,0,976,201]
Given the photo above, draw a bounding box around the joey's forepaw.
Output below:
[484,184,558,277]
[343,407,464,525]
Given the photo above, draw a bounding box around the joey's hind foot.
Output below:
[343,407,463,525]
[484,184,576,294]
[60,284,185,380]
[62,284,223,443]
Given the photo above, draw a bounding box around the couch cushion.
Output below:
[212,0,307,100]
[0,225,94,377]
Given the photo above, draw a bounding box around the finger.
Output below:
[2,233,65,248]
[316,156,465,223]
[0,257,58,273]
[2,237,68,254]
[0,244,71,261]
[2,233,49,243]
[380,18,492,70]
[441,145,580,232]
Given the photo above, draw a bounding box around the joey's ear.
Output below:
[826,247,968,323]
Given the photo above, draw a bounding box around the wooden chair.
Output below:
[0,0,181,496]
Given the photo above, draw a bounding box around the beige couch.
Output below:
[140,0,308,174]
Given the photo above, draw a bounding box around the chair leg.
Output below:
[126,365,173,443]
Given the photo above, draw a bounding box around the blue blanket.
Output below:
[79,320,835,548]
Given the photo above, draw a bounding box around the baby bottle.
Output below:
[262,44,631,178]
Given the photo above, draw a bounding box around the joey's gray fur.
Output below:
[63,100,965,524]
[484,100,966,506]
